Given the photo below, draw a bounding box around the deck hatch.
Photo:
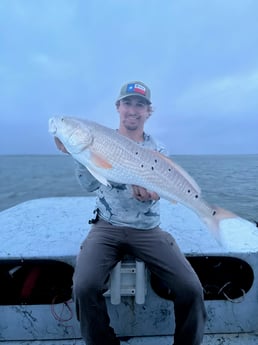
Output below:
[0,259,74,305]
[151,256,254,301]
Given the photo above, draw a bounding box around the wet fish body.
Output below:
[49,116,238,239]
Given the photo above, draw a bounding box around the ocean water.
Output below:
[0,154,257,223]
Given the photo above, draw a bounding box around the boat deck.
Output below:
[1,197,258,344]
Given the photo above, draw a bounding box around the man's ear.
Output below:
[115,100,120,111]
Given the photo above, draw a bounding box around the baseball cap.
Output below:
[117,81,151,104]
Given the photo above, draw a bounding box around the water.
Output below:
[0,154,257,223]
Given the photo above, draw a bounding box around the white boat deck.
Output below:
[0,197,258,344]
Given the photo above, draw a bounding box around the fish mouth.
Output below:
[48,118,57,135]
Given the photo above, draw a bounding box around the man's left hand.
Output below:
[132,185,160,202]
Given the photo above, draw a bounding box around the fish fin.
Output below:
[86,166,111,187]
[153,152,201,194]
[90,152,113,169]
[203,206,239,245]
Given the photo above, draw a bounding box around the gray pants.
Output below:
[73,218,207,345]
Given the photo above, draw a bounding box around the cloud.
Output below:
[173,69,258,118]
[0,0,257,154]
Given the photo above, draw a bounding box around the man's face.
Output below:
[117,96,150,131]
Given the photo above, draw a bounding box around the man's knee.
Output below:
[73,273,101,300]
[172,275,205,308]
[186,278,204,301]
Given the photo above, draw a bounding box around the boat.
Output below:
[0,196,258,344]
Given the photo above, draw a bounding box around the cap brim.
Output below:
[117,94,151,104]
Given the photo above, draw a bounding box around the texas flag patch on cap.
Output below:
[126,83,146,95]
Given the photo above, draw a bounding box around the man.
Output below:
[55,81,206,345]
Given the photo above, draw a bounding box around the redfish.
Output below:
[49,116,238,241]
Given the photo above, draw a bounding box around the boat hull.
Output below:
[0,197,258,344]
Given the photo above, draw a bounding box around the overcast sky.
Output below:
[0,0,257,155]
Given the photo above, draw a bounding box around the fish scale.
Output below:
[49,116,239,240]
[89,127,201,205]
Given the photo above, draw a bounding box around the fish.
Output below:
[48,116,238,242]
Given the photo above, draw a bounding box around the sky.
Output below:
[0,0,257,155]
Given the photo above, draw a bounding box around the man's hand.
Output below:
[132,185,160,202]
[54,137,69,154]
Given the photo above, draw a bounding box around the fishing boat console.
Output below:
[0,197,258,344]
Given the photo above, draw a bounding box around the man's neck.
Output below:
[118,127,144,142]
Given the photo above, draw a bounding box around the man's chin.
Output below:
[124,120,140,130]
[125,125,138,131]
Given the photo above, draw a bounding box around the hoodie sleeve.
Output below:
[74,160,101,192]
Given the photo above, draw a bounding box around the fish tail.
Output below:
[203,206,239,245]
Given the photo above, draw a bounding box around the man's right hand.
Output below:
[54,137,69,154]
